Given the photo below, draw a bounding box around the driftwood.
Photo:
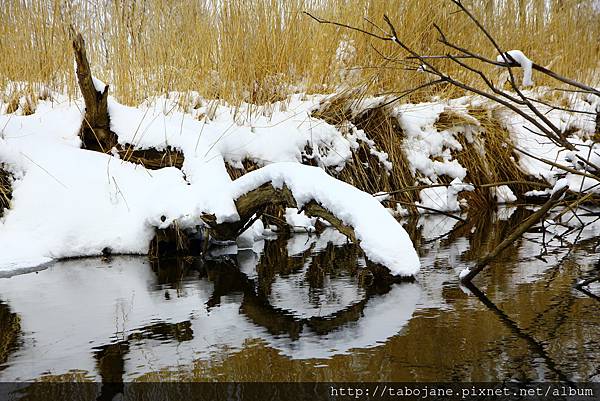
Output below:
[71,30,184,168]
[460,185,568,283]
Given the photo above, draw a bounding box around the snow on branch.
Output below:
[496,50,534,87]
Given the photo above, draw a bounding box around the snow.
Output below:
[551,178,569,194]
[0,91,419,276]
[92,76,107,93]
[494,185,517,203]
[284,207,316,232]
[417,178,473,212]
[497,50,534,87]
[1,76,597,276]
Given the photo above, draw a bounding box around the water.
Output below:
[0,207,598,384]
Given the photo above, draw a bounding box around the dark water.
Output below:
[0,207,598,386]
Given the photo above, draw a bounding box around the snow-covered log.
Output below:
[205,163,420,277]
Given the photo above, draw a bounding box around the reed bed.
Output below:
[1,0,598,106]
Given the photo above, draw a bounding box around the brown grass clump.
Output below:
[347,106,417,203]
[0,302,21,368]
[0,166,12,217]
[312,93,418,204]
[450,106,542,207]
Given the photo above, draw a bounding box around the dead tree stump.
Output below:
[71,30,118,153]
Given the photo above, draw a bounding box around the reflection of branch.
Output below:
[388,199,465,222]
[461,186,568,283]
[463,282,572,383]
[575,276,600,302]
[203,247,397,339]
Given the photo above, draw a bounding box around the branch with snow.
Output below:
[496,50,534,87]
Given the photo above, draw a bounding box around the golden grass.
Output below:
[450,106,541,207]
[1,0,598,106]
[0,0,596,210]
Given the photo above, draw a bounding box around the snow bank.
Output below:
[2,81,596,275]
[0,91,419,276]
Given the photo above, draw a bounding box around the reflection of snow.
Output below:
[417,214,459,241]
[286,228,348,257]
[269,263,366,319]
[0,257,210,381]
[264,283,420,360]
[0,255,419,381]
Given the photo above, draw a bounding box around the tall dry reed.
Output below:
[1,0,598,106]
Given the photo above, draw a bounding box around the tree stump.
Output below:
[71,29,118,153]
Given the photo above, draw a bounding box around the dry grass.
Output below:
[0,0,598,107]
[447,106,543,207]
[0,166,12,217]
[0,302,20,367]
[312,92,418,203]
[0,0,596,211]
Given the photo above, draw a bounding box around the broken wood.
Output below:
[201,183,296,241]
[71,28,117,153]
[118,145,184,169]
[460,185,568,283]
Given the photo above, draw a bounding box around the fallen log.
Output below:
[201,183,357,245]
[201,163,420,277]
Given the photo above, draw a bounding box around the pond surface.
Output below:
[0,207,598,387]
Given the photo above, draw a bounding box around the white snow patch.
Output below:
[494,185,517,203]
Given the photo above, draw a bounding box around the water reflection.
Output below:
[0,210,598,385]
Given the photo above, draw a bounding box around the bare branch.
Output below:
[303,11,392,41]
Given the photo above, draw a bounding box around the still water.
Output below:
[0,207,598,385]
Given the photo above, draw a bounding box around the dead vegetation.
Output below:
[2,0,599,107]
[0,302,20,369]
[313,94,418,206]
[307,0,600,285]
[0,166,11,217]
[452,107,544,207]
